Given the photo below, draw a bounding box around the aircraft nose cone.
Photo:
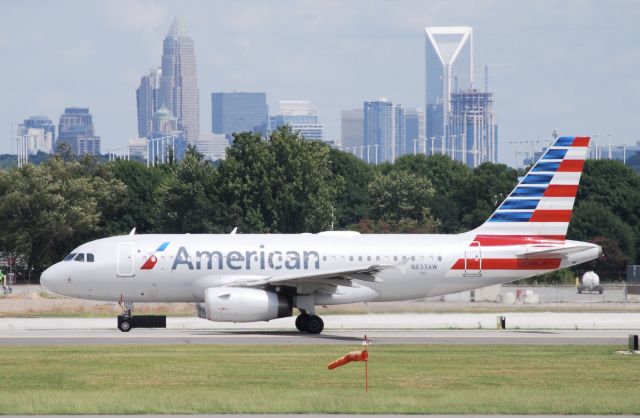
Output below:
[40,265,56,291]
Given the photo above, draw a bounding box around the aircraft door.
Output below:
[117,242,135,277]
[464,241,482,276]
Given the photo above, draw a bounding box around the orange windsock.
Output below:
[327,350,369,370]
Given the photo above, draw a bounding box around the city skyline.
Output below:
[1,0,638,166]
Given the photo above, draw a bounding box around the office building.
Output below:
[269,100,325,142]
[448,90,498,167]
[197,132,229,161]
[362,98,405,164]
[57,107,100,156]
[405,108,426,155]
[394,104,406,157]
[211,92,268,139]
[425,26,473,150]
[159,18,199,143]
[136,68,162,138]
[17,116,55,154]
[340,109,364,150]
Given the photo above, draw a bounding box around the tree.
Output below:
[157,147,223,233]
[367,170,438,232]
[0,157,126,270]
[393,154,470,232]
[458,162,518,231]
[328,149,373,227]
[569,200,635,265]
[219,127,338,233]
[104,159,169,234]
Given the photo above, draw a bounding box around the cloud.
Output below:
[102,0,169,33]
[0,32,8,49]
[59,40,95,62]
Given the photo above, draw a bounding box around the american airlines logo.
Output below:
[172,245,321,271]
[140,242,170,270]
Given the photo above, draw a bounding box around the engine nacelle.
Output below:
[203,287,292,322]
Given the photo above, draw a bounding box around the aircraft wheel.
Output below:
[306,315,324,334]
[295,314,310,332]
[119,320,132,332]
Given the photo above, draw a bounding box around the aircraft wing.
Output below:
[225,264,394,288]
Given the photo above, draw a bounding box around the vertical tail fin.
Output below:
[471,136,590,242]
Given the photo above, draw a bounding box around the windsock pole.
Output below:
[363,335,369,392]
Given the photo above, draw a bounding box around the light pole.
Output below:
[508,141,519,170]
[450,135,456,160]
[622,143,627,165]
[591,134,599,160]
[413,138,417,155]
[374,144,379,165]
[366,145,371,164]
[607,133,612,160]
[441,136,446,155]
[430,136,435,156]
[422,137,427,156]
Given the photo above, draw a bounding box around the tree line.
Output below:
[0,126,638,281]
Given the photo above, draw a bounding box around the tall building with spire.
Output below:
[424,27,473,150]
[159,18,199,144]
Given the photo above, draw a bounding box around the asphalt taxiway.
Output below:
[0,313,637,345]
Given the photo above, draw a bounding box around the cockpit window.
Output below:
[63,253,77,261]
[74,253,85,262]
[87,253,94,262]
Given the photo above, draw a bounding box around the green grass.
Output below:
[0,344,639,414]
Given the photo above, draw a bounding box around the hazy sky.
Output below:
[1,0,639,165]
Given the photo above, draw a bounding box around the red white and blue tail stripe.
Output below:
[471,136,590,242]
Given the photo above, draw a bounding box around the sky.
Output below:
[1,0,639,165]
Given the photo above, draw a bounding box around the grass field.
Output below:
[0,344,639,414]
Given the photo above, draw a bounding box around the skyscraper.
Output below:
[57,107,100,156]
[340,109,364,150]
[17,116,55,155]
[211,92,268,139]
[159,18,199,144]
[269,100,325,143]
[425,27,473,149]
[364,99,394,163]
[394,104,406,158]
[136,68,162,138]
[448,90,498,167]
[405,108,426,155]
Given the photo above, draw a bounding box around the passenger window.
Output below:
[394,256,398,261]
[349,256,354,261]
[74,253,85,262]
[411,256,416,261]
[87,253,94,262]
[367,256,371,261]
[63,253,77,261]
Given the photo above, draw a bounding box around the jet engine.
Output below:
[201,287,292,322]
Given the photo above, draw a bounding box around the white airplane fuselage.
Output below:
[41,231,600,304]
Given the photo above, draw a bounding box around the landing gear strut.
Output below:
[295,312,324,334]
[117,301,133,332]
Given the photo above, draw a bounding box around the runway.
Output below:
[0,314,637,345]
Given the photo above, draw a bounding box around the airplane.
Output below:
[40,135,601,334]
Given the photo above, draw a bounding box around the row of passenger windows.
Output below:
[141,254,442,263]
[63,253,95,262]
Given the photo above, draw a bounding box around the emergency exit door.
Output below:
[117,242,135,277]
[464,241,482,276]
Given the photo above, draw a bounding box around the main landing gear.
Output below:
[295,313,324,334]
